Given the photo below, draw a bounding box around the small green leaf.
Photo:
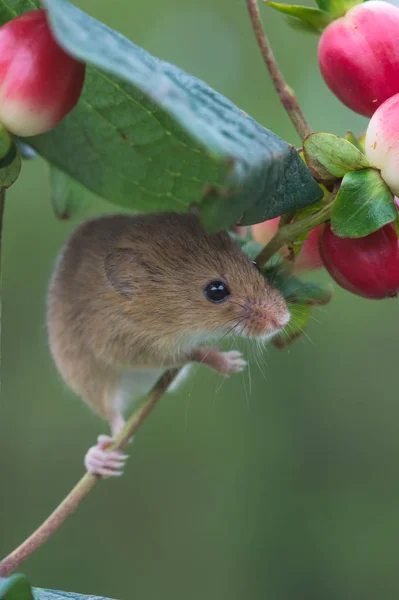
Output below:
[272,302,311,349]
[303,133,370,182]
[0,0,322,231]
[266,2,332,32]
[0,575,34,600]
[0,142,22,189]
[50,165,87,220]
[314,0,362,18]
[267,263,333,305]
[345,130,364,153]
[331,169,397,238]
[33,588,116,600]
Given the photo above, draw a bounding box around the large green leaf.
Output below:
[33,589,116,600]
[49,164,87,220]
[0,577,116,600]
[0,0,322,230]
[331,169,397,238]
[0,575,34,600]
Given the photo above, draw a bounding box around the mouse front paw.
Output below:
[84,434,128,477]
[218,350,247,375]
[193,347,246,375]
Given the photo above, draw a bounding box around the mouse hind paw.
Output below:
[84,434,128,477]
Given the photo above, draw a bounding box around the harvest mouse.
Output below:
[47,212,290,476]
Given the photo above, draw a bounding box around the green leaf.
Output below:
[50,165,87,220]
[303,133,370,182]
[0,575,34,600]
[238,146,322,226]
[314,0,362,18]
[0,142,22,189]
[331,169,397,238]
[33,589,116,600]
[266,3,332,32]
[272,302,311,349]
[267,263,333,305]
[345,130,364,153]
[0,0,321,230]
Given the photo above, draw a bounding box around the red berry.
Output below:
[318,1,399,117]
[0,9,85,136]
[319,222,399,299]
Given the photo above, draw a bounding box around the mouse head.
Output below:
[104,213,290,344]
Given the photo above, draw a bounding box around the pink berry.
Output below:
[0,9,85,136]
[318,1,399,117]
[251,217,280,245]
[319,222,399,299]
[293,226,323,273]
[365,93,399,196]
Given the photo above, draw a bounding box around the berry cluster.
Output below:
[263,0,399,299]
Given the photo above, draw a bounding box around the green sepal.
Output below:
[303,133,370,183]
[0,575,34,600]
[345,130,364,153]
[50,165,87,220]
[331,169,397,238]
[314,0,363,18]
[0,141,21,189]
[266,2,332,32]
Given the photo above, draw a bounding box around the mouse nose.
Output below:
[271,309,290,331]
[242,300,290,337]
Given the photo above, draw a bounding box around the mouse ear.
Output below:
[104,248,135,297]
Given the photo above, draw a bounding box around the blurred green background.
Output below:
[1,1,399,598]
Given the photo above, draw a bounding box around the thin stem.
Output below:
[256,199,334,268]
[0,368,179,577]
[246,0,311,140]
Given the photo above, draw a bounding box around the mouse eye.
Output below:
[252,260,261,273]
[204,280,230,303]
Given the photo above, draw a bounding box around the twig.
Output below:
[246,0,311,140]
[0,368,180,577]
[256,197,334,268]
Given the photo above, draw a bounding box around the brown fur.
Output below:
[47,212,289,420]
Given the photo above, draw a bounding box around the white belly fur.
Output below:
[115,364,193,413]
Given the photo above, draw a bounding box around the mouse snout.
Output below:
[272,310,290,330]
[241,295,290,338]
